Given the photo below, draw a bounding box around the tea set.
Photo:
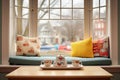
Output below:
[41,54,82,68]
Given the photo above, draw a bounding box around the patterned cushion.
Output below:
[16,35,40,56]
[93,37,109,57]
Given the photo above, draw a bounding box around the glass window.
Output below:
[38,0,49,8]
[50,0,60,8]
[73,9,84,19]
[15,0,29,8]
[93,19,106,39]
[93,8,99,19]
[73,0,84,8]
[92,0,107,40]
[22,8,29,18]
[38,20,84,49]
[38,9,49,19]
[23,0,29,8]
[37,0,84,52]
[61,9,72,19]
[100,0,106,6]
[100,7,106,18]
[12,0,108,53]
[50,9,60,19]
[93,0,99,8]
[15,0,29,36]
[61,0,72,8]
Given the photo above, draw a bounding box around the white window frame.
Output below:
[1,0,118,65]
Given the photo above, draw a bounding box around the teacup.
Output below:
[41,60,52,67]
[72,60,80,67]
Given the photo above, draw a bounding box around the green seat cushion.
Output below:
[65,57,112,65]
[9,56,112,65]
[9,56,56,65]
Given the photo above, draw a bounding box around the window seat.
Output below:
[9,56,112,66]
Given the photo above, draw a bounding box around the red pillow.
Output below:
[93,37,109,57]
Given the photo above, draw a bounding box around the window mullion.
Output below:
[72,0,73,19]
[29,0,37,37]
[99,0,100,19]
[60,0,61,19]
[49,0,50,19]
[84,0,92,39]
[17,0,23,35]
[106,0,108,36]
[89,0,93,38]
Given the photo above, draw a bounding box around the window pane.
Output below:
[61,9,72,19]
[73,9,84,19]
[93,0,99,8]
[22,19,29,34]
[72,20,84,40]
[22,8,29,18]
[23,0,29,8]
[15,7,29,18]
[38,20,84,51]
[38,9,49,19]
[100,7,106,18]
[38,0,49,8]
[15,0,29,8]
[93,19,106,39]
[100,0,106,6]
[50,9,60,19]
[73,0,84,8]
[38,0,44,8]
[61,0,72,8]
[61,20,84,41]
[38,0,43,8]
[50,0,60,8]
[14,0,30,36]
[93,8,99,19]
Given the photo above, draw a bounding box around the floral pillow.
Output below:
[16,35,40,56]
[93,37,109,57]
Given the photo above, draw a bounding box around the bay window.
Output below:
[11,0,109,52]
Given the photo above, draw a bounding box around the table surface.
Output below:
[6,66,112,78]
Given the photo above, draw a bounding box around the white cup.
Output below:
[72,60,80,67]
[42,60,52,67]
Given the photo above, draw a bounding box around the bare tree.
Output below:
[16,0,58,36]
[61,20,83,42]
[60,9,84,42]
[16,0,84,41]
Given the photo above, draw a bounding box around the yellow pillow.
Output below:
[71,37,94,58]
